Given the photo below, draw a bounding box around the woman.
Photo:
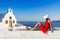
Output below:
[27,15,53,33]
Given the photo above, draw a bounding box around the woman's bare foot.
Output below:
[30,28,35,31]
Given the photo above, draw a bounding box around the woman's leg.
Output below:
[30,28,39,31]
[30,21,41,31]
[34,21,41,28]
[26,21,41,31]
[26,27,38,31]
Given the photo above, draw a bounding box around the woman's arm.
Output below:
[48,20,53,32]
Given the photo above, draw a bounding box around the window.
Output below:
[10,17,12,19]
[13,21,15,23]
[10,10,11,12]
[5,20,8,24]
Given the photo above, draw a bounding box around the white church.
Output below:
[0,8,30,31]
[0,8,17,30]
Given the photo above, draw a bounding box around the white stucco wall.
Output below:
[0,31,60,39]
[0,22,8,30]
[2,8,17,26]
[0,8,17,31]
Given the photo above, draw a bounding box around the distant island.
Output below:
[53,20,60,22]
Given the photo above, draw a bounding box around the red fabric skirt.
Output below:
[40,23,50,33]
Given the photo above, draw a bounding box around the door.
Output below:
[9,17,12,27]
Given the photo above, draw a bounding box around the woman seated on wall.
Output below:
[27,15,53,33]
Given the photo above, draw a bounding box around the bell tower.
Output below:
[8,8,13,13]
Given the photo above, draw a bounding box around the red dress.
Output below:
[40,19,50,33]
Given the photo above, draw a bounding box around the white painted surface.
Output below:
[0,22,8,30]
[0,31,60,39]
[2,8,17,26]
[0,8,17,30]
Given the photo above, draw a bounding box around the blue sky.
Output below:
[0,0,60,21]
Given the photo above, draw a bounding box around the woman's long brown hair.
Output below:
[46,18,49,20]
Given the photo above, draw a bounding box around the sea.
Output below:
[17,21,60,30]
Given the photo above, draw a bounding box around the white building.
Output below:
[0,8,17,30]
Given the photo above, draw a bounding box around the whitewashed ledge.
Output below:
[0,31,60,39]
